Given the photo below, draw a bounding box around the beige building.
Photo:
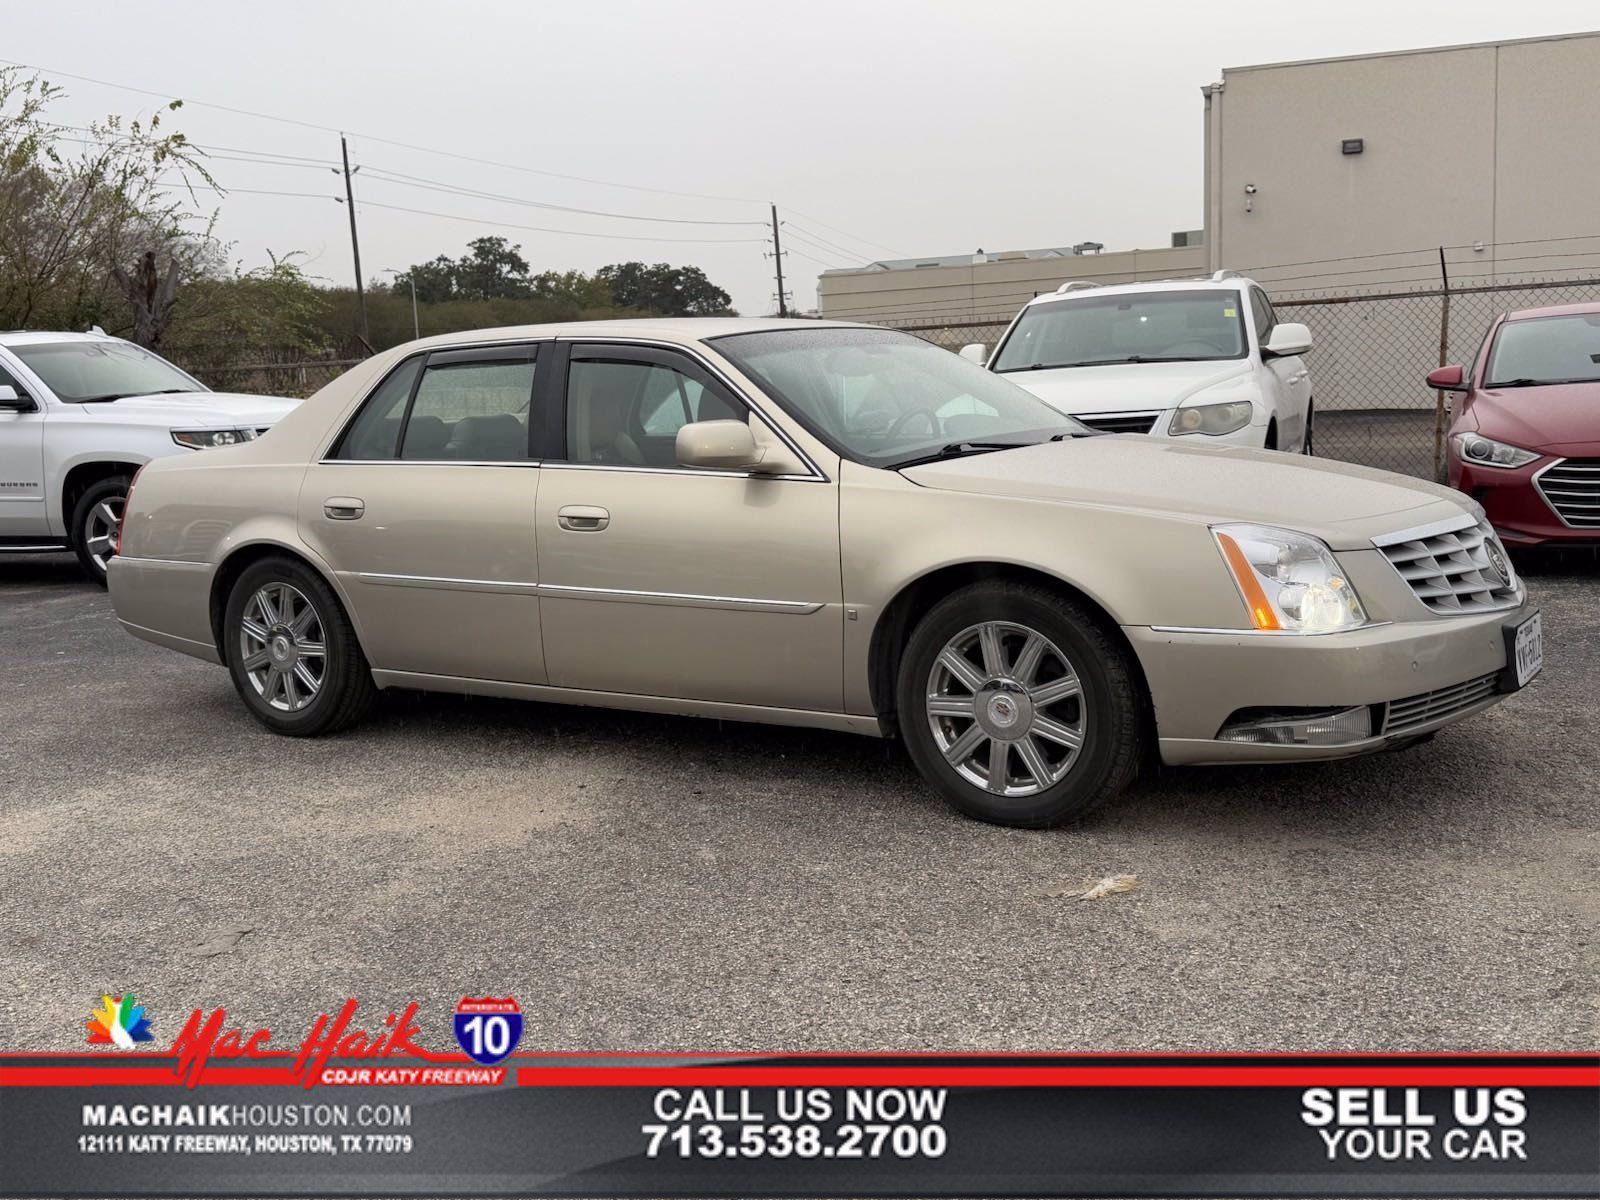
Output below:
[816,244,1205,330]
[818,29,1600,331]
[1203,29,1600,295]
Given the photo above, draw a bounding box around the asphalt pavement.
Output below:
[2,551,1596,1054]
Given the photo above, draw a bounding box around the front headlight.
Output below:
[172,428,257,450]
[1450,432,1538,469]
[1212,523,1369,633]
[1170,399,1255,436]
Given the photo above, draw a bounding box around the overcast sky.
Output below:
[7,0,1598,314]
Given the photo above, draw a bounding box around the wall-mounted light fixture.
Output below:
[1341,138,1365,155]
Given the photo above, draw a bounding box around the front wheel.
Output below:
[1301,402,1315,455]
[895,581,1142,827]
[70,475,131,586]
[223,555,376,736]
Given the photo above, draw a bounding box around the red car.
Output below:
[1429,300,1600,546]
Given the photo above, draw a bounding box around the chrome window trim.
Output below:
[538,461,818,482]
[555,335,830,483]
[317,458,543,468]
[1147,621,1393,637]
[1369,510,1477,548]
[354,572,822,614]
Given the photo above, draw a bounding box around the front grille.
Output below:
[1375,518,1520,614]
[1535,458,1600,527]
[1078,411,1161,435]
[1382,672,1499,735]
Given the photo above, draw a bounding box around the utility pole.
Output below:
[339,134,370,347]
[770,203,788,317]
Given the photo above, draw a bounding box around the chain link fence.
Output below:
[892,277,1600,480]
[169,345,369,398]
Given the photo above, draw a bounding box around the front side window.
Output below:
[712,326,1089,469]
[1485,313,1600,387]
[565,357,742,467]
[990,290,1248,372]
[1251,287,1276,343]
[333,349,536,461]
[10,340,205,402]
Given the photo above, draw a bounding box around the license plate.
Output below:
[1505,611,1543,690]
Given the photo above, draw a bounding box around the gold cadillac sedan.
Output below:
[109,320,1542,827]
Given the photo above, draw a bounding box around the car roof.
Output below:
[1022,277,1256,308]
[0,330,126,347]
[392,317,866,353]
[1502,300,1600,321]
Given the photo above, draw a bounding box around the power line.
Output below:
[780,206,904,258]
[0,57,763,206]
[356,197,769,244]
[783,223,872,263]
[357,164,767,226]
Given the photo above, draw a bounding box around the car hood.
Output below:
[999,360,1253,415]
[1467,382,1600,454]
[78,391,301,426]
[900,437,1470,549]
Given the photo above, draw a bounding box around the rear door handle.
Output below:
[557,504,610,532]
[324,497,365,520]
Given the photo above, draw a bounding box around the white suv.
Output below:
[965,272,1315,452]
[0,331,299,584]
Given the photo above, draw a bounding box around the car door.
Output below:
[534,340,844,713]
[0,358,48,539]
[1252,285,1310,448]
[297,342,550,684]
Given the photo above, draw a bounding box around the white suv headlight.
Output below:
[1170,398,1255,436]
[172,428,258,450]
[1212,523,1369,633]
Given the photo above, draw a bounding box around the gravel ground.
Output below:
[2,551,1596,1055]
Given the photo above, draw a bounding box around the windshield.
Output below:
[9,340,206,402]
[711,326,1092,469]
[991,289,1248,372]
[1486,313,1600,387]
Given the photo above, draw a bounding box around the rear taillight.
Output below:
[115,466,145,557]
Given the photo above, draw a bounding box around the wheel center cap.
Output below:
[973,680,1034,740]
[269,632,295,665]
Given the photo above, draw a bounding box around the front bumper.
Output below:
[1126,599,1534,765]
[1450,455,1597,546]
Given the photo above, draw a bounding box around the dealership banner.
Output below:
[1,1001,1595,1196]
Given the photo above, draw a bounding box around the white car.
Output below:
[0,331,299,584]
[964,272,1314,453]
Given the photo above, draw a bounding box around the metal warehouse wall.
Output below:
[1205,30,1600,292]
[816,245,1207,327]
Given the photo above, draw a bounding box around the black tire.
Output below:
[70,475,131,586]
[895,580,1142,828]
[1264,418,1279,451]
[222,555,376,736]
[1301,402,1315,456]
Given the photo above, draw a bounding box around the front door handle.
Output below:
[557,504,610,532]
[324,497,365,520]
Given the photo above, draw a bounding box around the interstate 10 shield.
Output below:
[453,997,523,1065]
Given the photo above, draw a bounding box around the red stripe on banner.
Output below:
[3,1062,1596,1088]
[513,1065,1600,1088]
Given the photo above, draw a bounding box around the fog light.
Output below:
[1217,705,1371,746]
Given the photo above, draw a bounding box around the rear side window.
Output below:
[334,348,537,462]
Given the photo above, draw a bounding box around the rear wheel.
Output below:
[70,475,131,586]
[223,556,376,736]
[895,581,1142,827]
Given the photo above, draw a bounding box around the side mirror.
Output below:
[1426,364,1468,391]
[1262,322,1313,357]
[676,419,766,471]
[0,384,35,412]
[958,343,988,366]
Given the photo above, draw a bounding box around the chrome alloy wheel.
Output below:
[926,620,1086,797]
[239,582,326,712]
[83,495,124,572]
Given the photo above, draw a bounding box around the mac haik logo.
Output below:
[169,998,424,1088]
[453,997,523,1065]
[86,994,154,1047]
